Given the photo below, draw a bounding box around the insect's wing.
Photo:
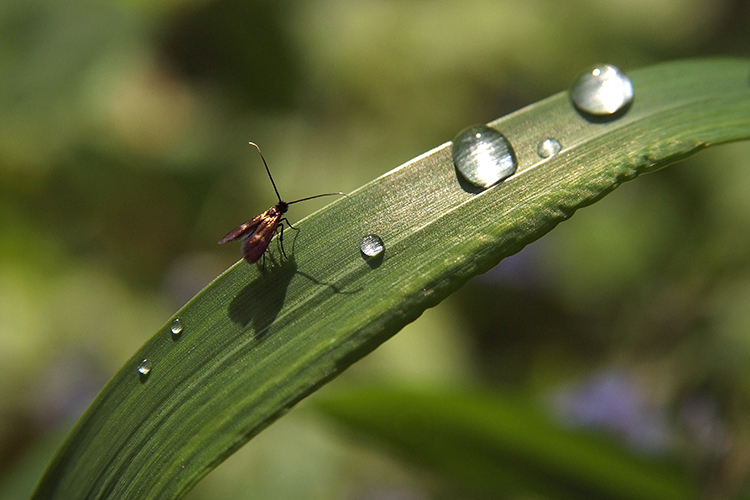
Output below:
[218,215,264,244]
[241,214,280,263]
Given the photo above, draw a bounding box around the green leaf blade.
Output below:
[33,58,750,499]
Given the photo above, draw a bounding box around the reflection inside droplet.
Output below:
[452,125,517,189]
[137,359,152,376]
[570,64,633,117]
[537,138,562,158]
[170,318,183,337]
[360,234,385,258]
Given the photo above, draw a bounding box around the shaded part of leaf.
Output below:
[315,388,697,500]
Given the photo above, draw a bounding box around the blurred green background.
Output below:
[1,0,750,498]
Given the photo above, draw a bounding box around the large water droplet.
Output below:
[452,125,517,189]
[537,138,562,159]
[360,234,385,258]
[170,318,183,337]
[137,359,152,376]
[570,64,633,116]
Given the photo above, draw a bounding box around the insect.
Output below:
[219,142,346,264]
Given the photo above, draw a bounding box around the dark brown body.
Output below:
[218,142,345,265]
[218,201,289,264]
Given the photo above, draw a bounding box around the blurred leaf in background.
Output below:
[1,0,750,498]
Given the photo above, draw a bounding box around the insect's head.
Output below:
[276,200,289,214]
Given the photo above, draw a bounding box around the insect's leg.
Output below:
[277,220,288,259]
[281,217,298,231]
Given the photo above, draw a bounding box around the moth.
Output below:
[219,142,346,264]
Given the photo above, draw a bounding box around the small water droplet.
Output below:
[570,64,633,116]
[170,318,183,337]
[452,125,517,189]
[537,138,562,158]
[360,234,385,258]
[137,359,152,376]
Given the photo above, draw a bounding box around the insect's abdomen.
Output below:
[241,210,281,263]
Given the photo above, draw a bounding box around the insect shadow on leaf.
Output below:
[228,257,297,334]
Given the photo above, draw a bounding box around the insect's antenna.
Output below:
[248,142,282,203]
[288,192,349,205]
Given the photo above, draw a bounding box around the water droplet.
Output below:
[137,359,152,376]
[537,138,562,159]
[570,64,633,116]
[360,234,385,258]
[170,318,183,337]
[452,125,517,189]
